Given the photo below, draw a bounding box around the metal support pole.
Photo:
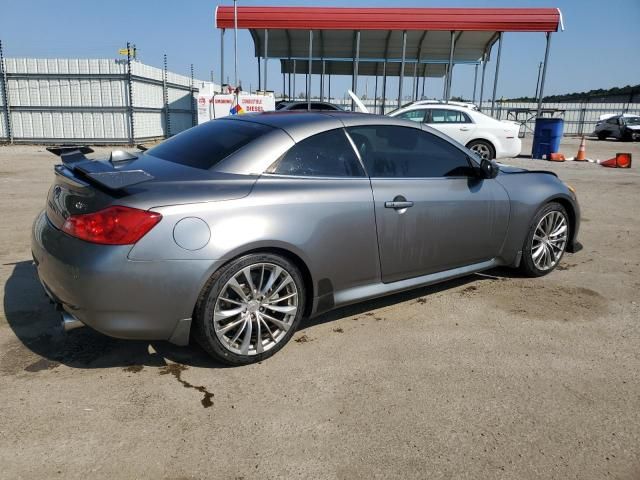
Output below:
[288,62,291,99]
[414,31,427,103]
[282,72,285,100]
[352,30,360,111]
[220,29,225,91]
[162,55,169,136]
[490,32,503,116]
[536,33,552,118]
[412,63,418,101]
[373,71,378,111]
[328,73,331,101]
[442,65,448,100]
[320,60,325,102]
[320,31,325,102]
[381,61,387,114]
[0,40,13,143]
[293,60,296,99]
[233,0,238,87]
[472,64,478,104]
[398,30,407,108]
[307,30,313,109]
[190,63,196,127]
[445,30,455,102]
[479,55,487,112]
[534,61,543,103]
[421,64,427,99]
[263,29,269,92]
[126,42,134,145]
[257,57,261,91]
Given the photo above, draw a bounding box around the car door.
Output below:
[605,116,621,138]
[346,124,510,283]
[426,108,477,145]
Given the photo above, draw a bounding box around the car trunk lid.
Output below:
[45,149,258,230]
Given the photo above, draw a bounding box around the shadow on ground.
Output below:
[3,260,517,370]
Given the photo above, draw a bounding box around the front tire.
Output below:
[193,253,305,366]
[520,202,569,277]
[466,139,495,160]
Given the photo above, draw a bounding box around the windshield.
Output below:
[624,116,640,125]
[147,119,272,170]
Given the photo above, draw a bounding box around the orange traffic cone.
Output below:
[549,153,566,162]
[574,136,587,161]
[600,153,632,168]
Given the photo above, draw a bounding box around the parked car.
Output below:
[387,101,521,159]
[32,112,580,365]
[594,114,640,141]
[275,101,343,111]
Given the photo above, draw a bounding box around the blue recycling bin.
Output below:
[532,118,564,159]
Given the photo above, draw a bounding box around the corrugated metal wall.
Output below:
[479,101,640,136]
[0,58,215,144]
[329,99,640,135]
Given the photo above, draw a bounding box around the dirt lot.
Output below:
[0,137,639,479]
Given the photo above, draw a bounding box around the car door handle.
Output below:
[460,126,471,131]
[385,201,414,209]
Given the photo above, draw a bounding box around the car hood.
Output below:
[496,163,557,177]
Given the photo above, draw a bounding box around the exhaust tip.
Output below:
[61,311,84,332]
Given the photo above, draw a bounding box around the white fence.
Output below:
[0,58,216,144]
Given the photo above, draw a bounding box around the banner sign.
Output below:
[197,94,276,124]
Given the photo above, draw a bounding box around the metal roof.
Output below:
[216,7,559,64]
[279,59,448,77]
[215,7,561,32]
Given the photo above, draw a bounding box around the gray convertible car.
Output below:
[32,112,581,365]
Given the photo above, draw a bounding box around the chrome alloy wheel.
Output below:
[531,210,568,271]
[470,143,492,160]
[213,263,298,356]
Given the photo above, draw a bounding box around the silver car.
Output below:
[32,112,581,365]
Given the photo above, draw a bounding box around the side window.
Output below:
[267,129,365,177]
[429,109,471,124]
[346,125,473,178]
[606,117,619,125]
[290,103,309,111]
[395,109,427,123]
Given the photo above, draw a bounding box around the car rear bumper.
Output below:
[497,137,522,159]
[31,210,213,345]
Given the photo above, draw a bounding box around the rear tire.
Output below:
[520,202,569,277]
[597,132,608,141]
[466,139,495,160]
[193,253,306,366]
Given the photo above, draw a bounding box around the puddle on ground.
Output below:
[159,363,214,408]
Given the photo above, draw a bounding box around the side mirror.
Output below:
[480,159,499,179]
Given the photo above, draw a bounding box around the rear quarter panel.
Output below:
[128,175,380,311]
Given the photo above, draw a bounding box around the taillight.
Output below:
[62,206,162,245]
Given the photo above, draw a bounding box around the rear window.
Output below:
[147,119,272,170]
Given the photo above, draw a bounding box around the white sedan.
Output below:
[387,101,521,159]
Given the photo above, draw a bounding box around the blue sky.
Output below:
[1,0,639,100]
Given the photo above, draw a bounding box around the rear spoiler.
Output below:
[46,145,154,190]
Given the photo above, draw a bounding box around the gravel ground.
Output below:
[0,137,639,479]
